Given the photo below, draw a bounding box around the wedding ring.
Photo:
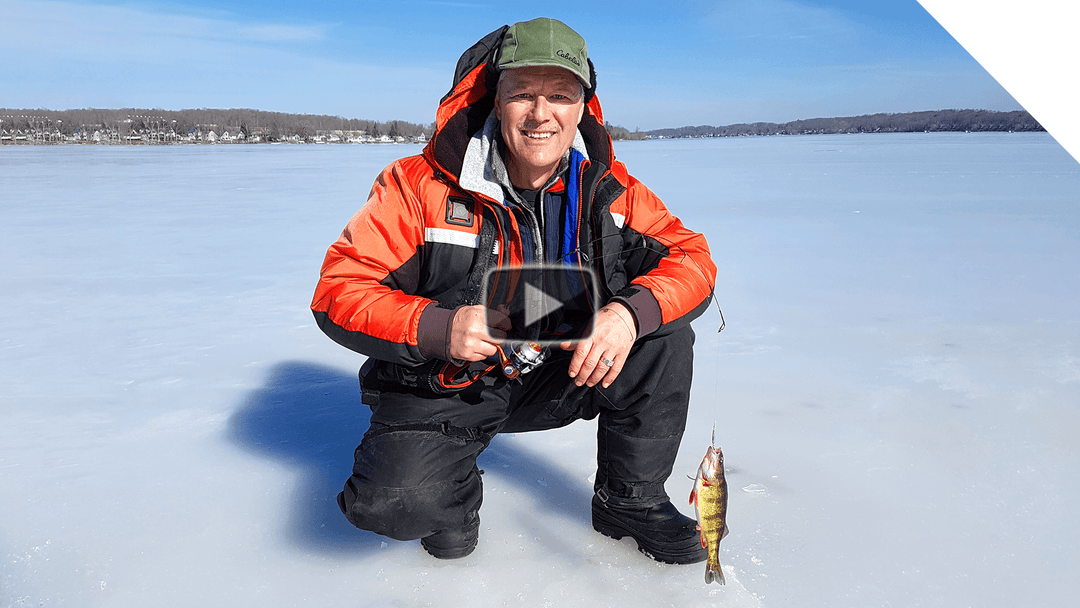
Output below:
[600,357,614,367]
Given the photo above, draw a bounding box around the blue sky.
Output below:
[0,0,1036,130]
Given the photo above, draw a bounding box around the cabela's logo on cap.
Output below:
[496,18,591,86]
[556,49,582,67]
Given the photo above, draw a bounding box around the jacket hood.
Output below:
[423,24,614,183]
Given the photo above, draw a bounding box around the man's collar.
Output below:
[491,139,569,207]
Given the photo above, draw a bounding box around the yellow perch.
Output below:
[689,439,728,585]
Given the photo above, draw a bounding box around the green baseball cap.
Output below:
[495,18,590,87]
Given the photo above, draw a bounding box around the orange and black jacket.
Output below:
[311,26,717,390]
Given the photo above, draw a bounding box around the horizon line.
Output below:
[0,106,1035,133]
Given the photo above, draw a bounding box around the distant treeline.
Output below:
[2,107,647,143]
[604,122,648,141]
[0,107,433,141]
[2,107,1044,144]
[642,109,1044,139]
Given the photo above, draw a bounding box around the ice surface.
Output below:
[2,133,1078,607]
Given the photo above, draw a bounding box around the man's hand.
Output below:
[449,305,510,362]
[562,302,637,388]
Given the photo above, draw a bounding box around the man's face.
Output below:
[495,66,586,189]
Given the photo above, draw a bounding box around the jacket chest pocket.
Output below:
[420,207,500,306]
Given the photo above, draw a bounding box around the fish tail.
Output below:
[704,563,726,585]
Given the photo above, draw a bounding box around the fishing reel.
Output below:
[496,341,546,379]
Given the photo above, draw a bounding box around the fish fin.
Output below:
[689,487,697,506]
[704,563,725,585]
[722,526,729,540]
[699,530,707,549]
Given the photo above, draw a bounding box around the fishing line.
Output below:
[560,230,726,444]
[559,232,726,332]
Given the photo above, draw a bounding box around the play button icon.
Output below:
[524,281,565,328]
[483,264,597,344]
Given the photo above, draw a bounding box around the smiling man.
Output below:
[312,18,717,564]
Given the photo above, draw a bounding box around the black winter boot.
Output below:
[421,511,480,559]
[592,493,706,564]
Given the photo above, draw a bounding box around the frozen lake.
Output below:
[2,133,1078,607]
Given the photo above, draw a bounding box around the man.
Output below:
[311,18,717,563]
